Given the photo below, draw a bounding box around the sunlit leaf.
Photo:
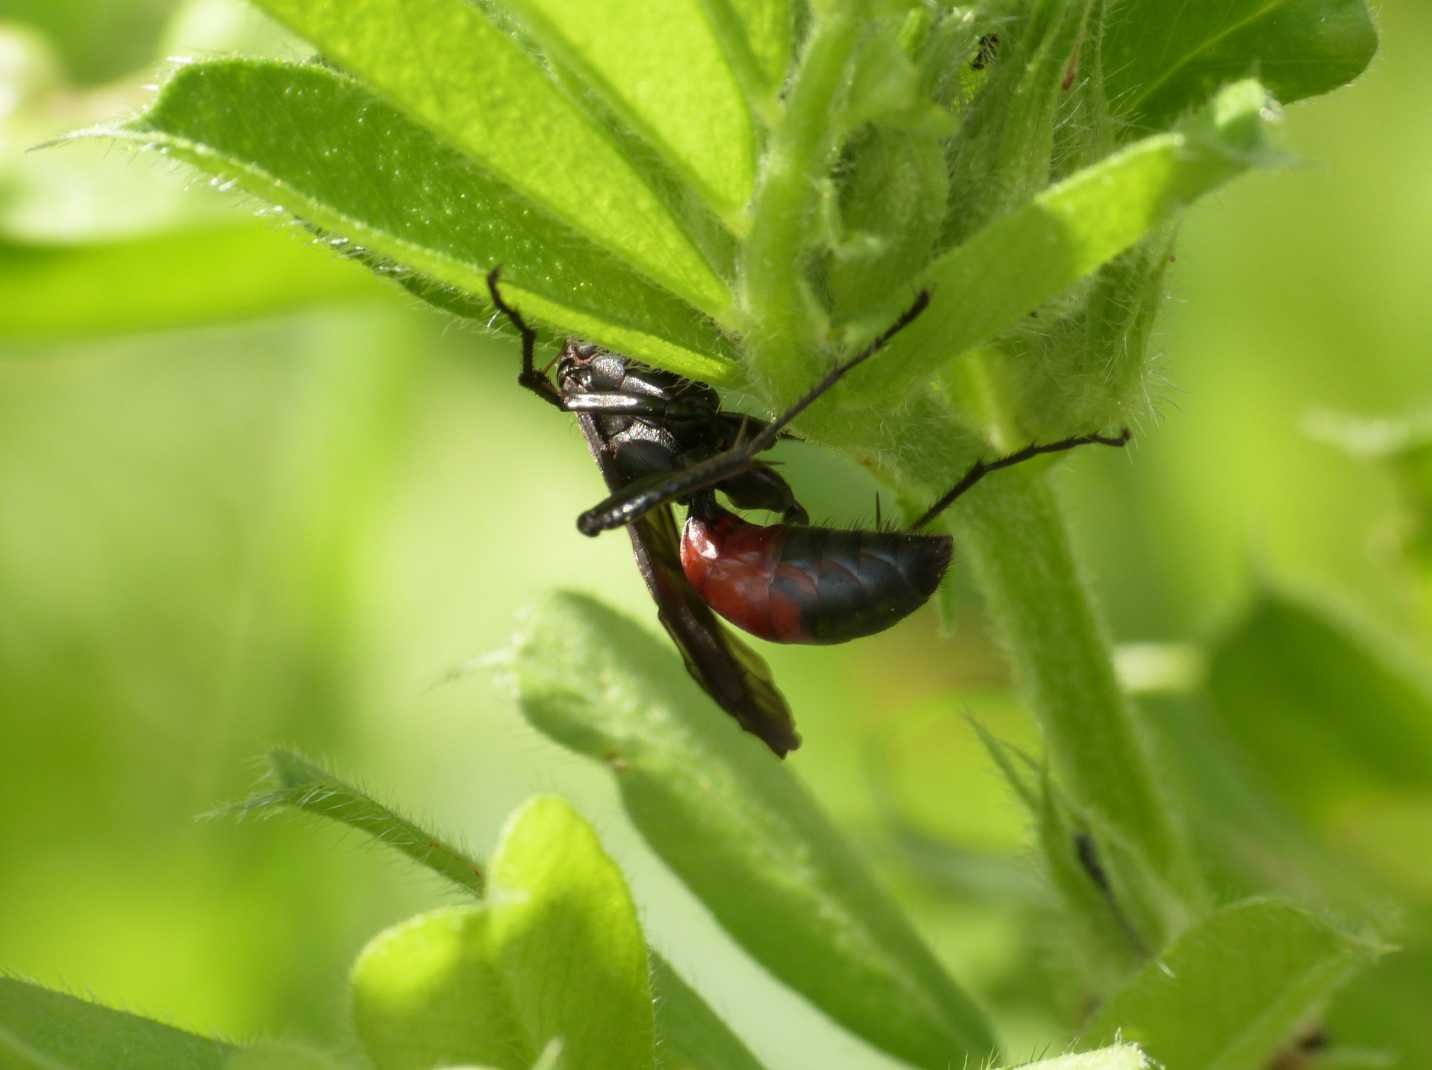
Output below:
[92,60,735,381]
[352,796,654,1070]
[513,592,997,1070]
[246,0,729,316]
[1006,1047,1149,1070]
[0,224,389,341]
[1084,899,1380,1069]
[707,0,791,93]
[236,753,763,1069]
[501,0,755,218]
[1103,0,1377,133]
[0,977,233,1069]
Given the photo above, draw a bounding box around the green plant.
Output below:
[6,0,1415,1068]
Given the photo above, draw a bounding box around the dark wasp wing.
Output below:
[574,413,800,757]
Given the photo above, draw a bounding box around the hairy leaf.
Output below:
[247,0,729,316]
[513,591,998,1070]
[850,80,1281,406]
[352,796,655,1070]
[94,60,735,381]
[0,977,233,1069]
[224,749,485,896]
[237,754,766,1070]
[1006,1048,1149,1070]
[1084,899,1380,1069]
[649,957,768,1070]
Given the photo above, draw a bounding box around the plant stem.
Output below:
[739,6,865,403]
[952,467,1201,943]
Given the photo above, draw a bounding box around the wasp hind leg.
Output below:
[911,428,1132,531]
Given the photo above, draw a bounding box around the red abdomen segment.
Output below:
[680,508,953,644]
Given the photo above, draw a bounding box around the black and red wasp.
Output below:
[486,269,1128,757]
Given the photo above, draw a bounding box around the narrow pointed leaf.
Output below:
[851,80,1279,407]
[1104,0,1377,133]
[501,0,756,217]
[0,977,234,1069]
[352,796,655,1070]
[247,0,729,316]
[1084,899,1380,1070]
[224,749,485,896]
[513,591,998,1070]
[94,60,735,382]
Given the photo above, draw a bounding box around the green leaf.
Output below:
[987,230,1176,438]
[222,1045,353,1070]
[512,592,998,1070]
[939,470,1202,951]
[1084,899,1380,1070]
[223,749,485,896]
[500,0,756,219]
[1005,1048,1149,1070]
[706,0,792,95]
[941,0,1090,251]
[968,720,1148,977]
[238,756,761,1070]
[246,0,729,317]
[1207,587,1432,818]
[1103,0,1377,133]
[0,224,389,341]
[92,60,735,382]
[825,126,949,324]
[351,795,655,1070]
[1328,937,1432,1070]
[649,957,768,1070]
[0,977,234,1069]
[851,79,1281,406]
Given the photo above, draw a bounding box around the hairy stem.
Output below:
[809,389,1200,949]
[739,6,866,402]
[953,468,1201,944]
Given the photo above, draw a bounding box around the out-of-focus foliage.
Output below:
[2,0,1429,1068]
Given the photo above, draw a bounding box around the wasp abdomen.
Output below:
[681,508,952,644]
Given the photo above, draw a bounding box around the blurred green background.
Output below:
[3,2,1430,1067]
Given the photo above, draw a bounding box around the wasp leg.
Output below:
[486,266,562,409]
[718,463,809,525]
[576,291,931,535]
[560,393,720,424]
[910,428,1132,531]
[739,288,930,455]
